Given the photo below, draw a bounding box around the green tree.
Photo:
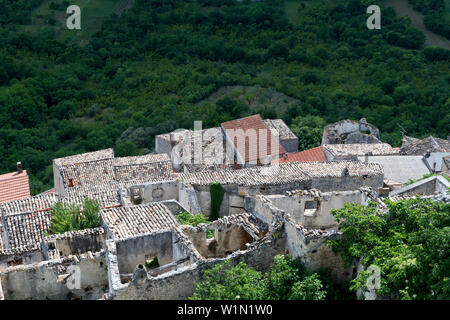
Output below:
[290,115,326,151]
[191,260,266,300]
[191,255,327,300]
[328,198,450,300]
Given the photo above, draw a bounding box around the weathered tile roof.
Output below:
[3,210,52,252]
[0,189,120,217]
[323,143,398,157]
[401,136,450,155]
[60,154,172,188]
[275,146,326,164]
[53,148,115,167]
[101,202,179,240]
[0,170,31,204]
[294,161,383,178]
[1,193,58,216]
[222,114,286,163]
[263,119,298,141]
[178,161,382,186]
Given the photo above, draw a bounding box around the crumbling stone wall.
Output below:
[115,231,192,275]
[322,119,381,145]
[284,217,351,282]
[0,249,43,271]
[108,234,285,300]
[0,251,108,300]
[42,228,106,260]
[264,190,369,229]
[182,225,255,259]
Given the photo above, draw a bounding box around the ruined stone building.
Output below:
[322,118,381,144]
[0,116,447,300]
[154,115,297,171]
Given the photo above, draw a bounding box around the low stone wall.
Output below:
[0,251,108,300]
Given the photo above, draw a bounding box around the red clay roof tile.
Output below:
[222,114,286,164]
[0,170,31,204]
[275,146,326,164]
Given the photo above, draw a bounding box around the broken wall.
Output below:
[108,233,285,300]
[115,231,192,275]
[0,251,108,300]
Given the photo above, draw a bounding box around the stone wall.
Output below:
[115,230,193,274]
[284,217,351,282]
[265,190,369,229]
[155,135,172,155]
[0,249,44,271]
[42,228,106,260]
[310,175,383,193]
[178,183,202,214]
[0,251,108,300]
[322,119,381,145]
[280,138,298,153]
[128,180,178,204]
[108,234,285,300]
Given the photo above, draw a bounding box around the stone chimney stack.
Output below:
[17,162,23,174]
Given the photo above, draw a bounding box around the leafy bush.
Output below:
[191,255,328,300]
[423,47,450,61]
[176,211,214,239]
[48,198,101,234]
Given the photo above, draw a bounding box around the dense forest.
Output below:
[408,0,450,38]
[0,0,449,195]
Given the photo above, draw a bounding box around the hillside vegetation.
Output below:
[0,0,448,195]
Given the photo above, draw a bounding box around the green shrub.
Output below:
[209,182,225,221]
[48,198,101,234]
[176,211,209,226]
[191,255,328,300]
[145,257,160,269]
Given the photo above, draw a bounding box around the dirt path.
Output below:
[384,0,450,50]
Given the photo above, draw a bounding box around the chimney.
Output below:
[425,150,431,158]
[17,162,23,174]
[364,152,369,164]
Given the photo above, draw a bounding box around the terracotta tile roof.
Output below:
[101,202,180,239]
[0,170,31,204]
[275,146,326,164]
[222,114,286,164]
